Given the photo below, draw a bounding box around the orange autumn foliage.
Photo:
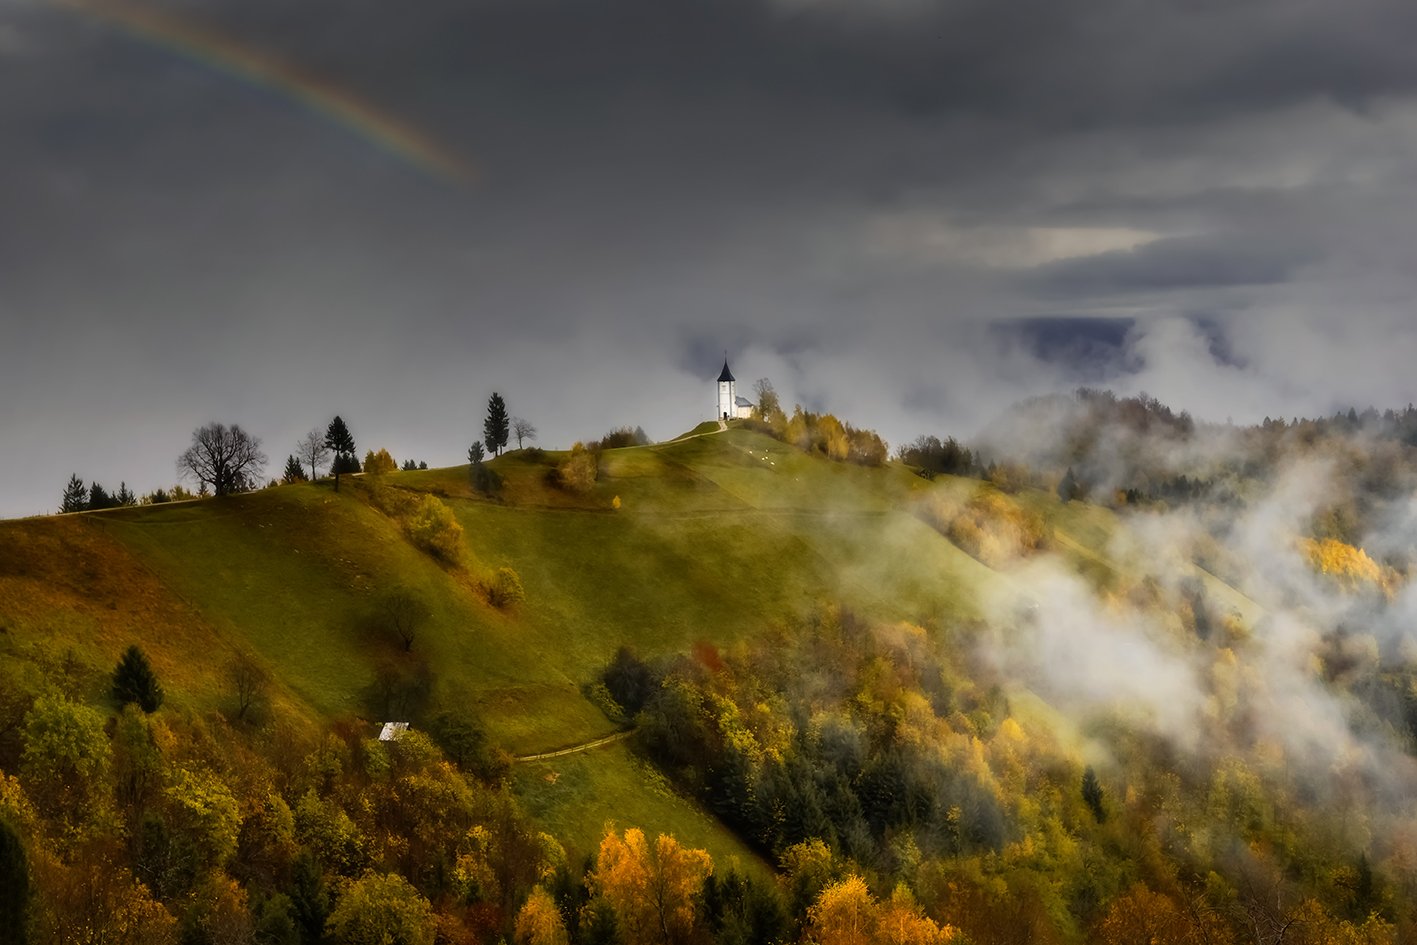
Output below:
[588,827,712,945]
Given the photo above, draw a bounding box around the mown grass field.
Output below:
[0,423,1261,861]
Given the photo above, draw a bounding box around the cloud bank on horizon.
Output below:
[3,0,1417,515]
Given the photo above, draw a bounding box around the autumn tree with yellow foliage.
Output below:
[1299,537,1392,595]
[588,827,712,945]
[806,875,955,945]
[363,448,397,477]
[515,886,569,945]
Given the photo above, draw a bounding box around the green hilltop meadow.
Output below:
[2,425,1018,861]
[6,398,1417,944]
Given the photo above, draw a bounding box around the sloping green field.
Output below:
[0,425,1258,858]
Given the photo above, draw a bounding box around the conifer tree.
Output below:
[282,454,308,483]
[1082,765,1106,823]
[324,416,356,492]
[116,482,136,506]
[0,817,29,945]
[484,392,510,456]
[112,644,164,713]
[88,482,112,510]
[61,474,86,513]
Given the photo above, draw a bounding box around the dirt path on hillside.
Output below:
[514,729,633,762]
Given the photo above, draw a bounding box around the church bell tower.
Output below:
[716,358,736,421]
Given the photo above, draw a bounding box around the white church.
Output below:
[716,359,755,421]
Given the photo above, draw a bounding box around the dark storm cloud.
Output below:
[1028,234,1317,295]
[3,0,1417,515]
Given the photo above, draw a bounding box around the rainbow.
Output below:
[53,0,476,185]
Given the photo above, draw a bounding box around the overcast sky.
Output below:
[4,0,1417,517]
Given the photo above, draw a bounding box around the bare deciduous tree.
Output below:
[379,589,429,652]
[511,417,537,450]
[298,428,332,481]
[227,650,269,722]
[177,423,267,497]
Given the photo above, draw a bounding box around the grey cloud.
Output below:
[4,0,1417,514]
[1027,234,1317,295]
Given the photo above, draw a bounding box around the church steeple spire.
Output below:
[716,356,737,420]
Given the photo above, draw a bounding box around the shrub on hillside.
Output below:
[601,647,659,717]
[467,442,501,496]
[427,711,510,783]
[919,490,1049,567]
[553,444,598,494]
[486,567,525,609]
[583,681,629,726]
[368,482,418,518]
[985,462,1031,494]
[592,426,650,450]
[406,495,465,566]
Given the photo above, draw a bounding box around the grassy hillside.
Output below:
[0,424,1260,868]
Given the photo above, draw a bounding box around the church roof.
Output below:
[735,396,754,407]
[717,359,735,383]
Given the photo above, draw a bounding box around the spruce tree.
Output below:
[116,482,136,506]
[1082,765,1106,823]
[282,454,308,483]
[112,644,164,713]
[88,482,112,510]
[324,416,356,492]
[484,392,510,456]
[61,474,86,513]
[0,817,29,945]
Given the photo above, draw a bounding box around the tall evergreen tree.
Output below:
[290,850,331,943]
[61,474,86,513]
[116,482,136,507]
[484,392,510,456]
[282,454,308,483]
[112,644,164,713]
[324,416,356,492]
[1082,765,1106,823]
[0,817,29,945]
[88,481,113,511]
